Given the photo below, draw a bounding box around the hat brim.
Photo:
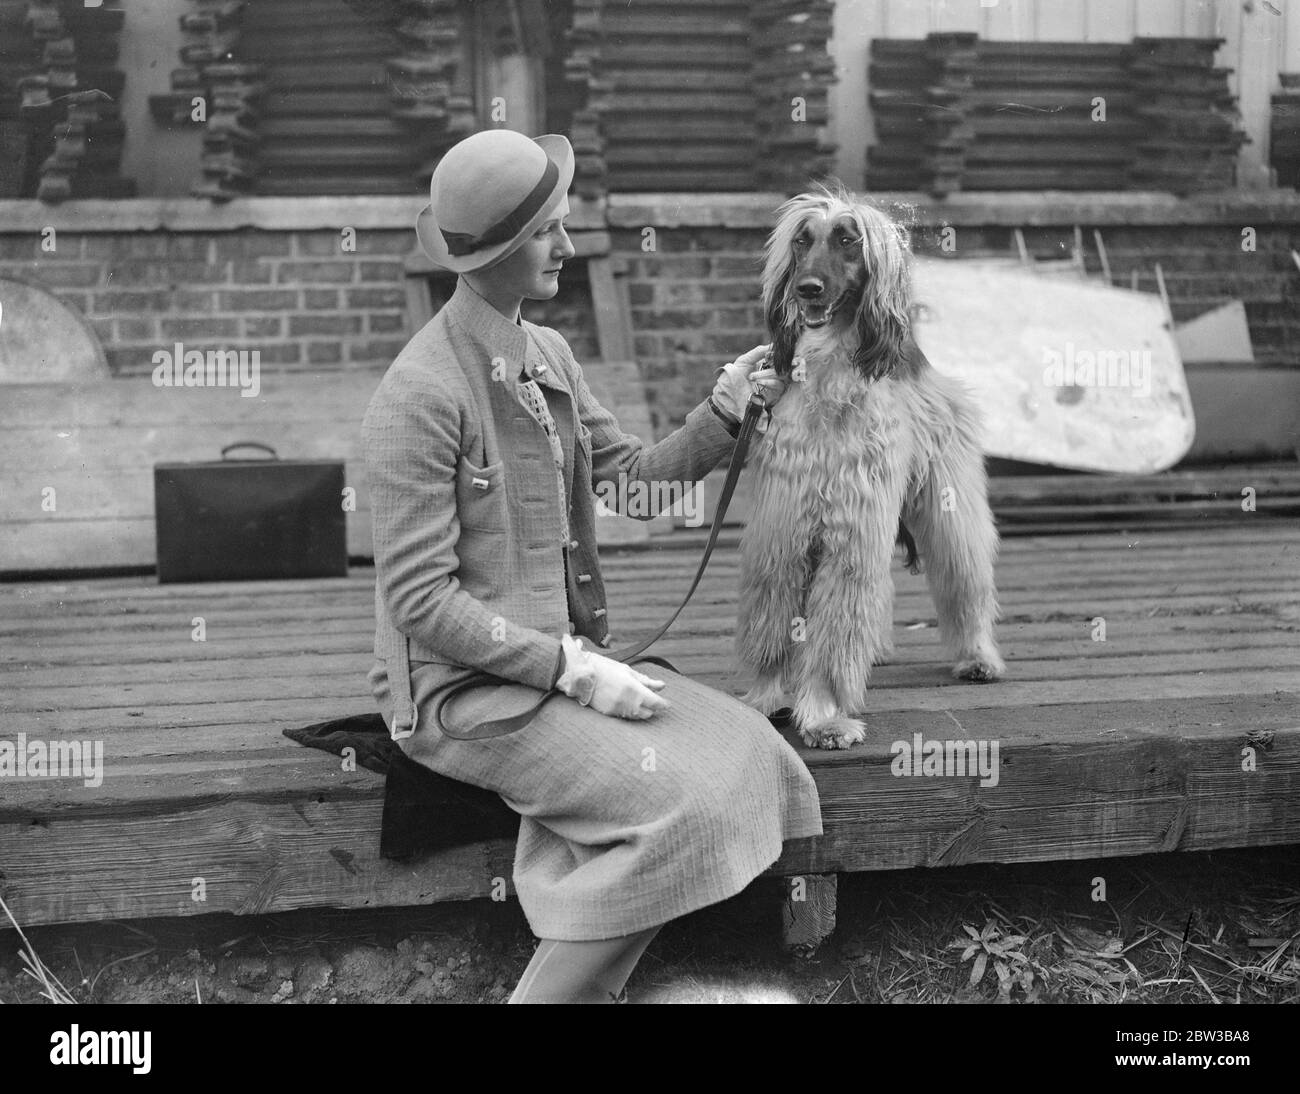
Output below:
[415,134,576,274]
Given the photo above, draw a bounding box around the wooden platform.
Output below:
[1,520,1298,928]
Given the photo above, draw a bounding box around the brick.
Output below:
[276,261,356,284]
[369,313,406,333]
[160,317,241,340]
[248,343,302,364]
[295,233,350,257]
[106,347,153,375]
[95,290,172,314]
[712,306,764,328]
[296,230,407,256]
[243,316,282,338]
[653,256,713,278]
[346,287,406,308]
[633,335,662,357]
[88,317,115,343]
[703,333,751,354]
[228,261,274,284]
[109,261,225,285]
[701,279,758,303]
[346,230,410,255]
[288,314,363,336]
[304,289,339,309]
[711,256,763,278]
[173,290,218,312]
[118,318,157,341]
[0,261,102,287]
[219,289,300,311]
[56,292,89,314]
[656,281,707,306]
[306,341,343,364]
[0,236,43,260]
[631,307,711,329]
[88,235,210,260]
[212,232,293,259]
[358,261,404,281]
[346,338,409,362]
[628,283,653,307]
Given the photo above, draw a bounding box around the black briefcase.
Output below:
[154,441,348,583]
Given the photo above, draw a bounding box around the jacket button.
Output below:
[577,573,592,584]
[593,607,606,618]
[568,539,579,550]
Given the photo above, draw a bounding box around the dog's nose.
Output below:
[796,278,824,300]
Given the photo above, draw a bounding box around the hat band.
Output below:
[440,157,559,257]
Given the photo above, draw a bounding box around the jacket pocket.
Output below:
[454,456,507,531]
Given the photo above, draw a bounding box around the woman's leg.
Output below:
[508,924,663,1004]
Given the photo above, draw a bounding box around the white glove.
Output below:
[555,634,670,720]
[711,343,788,434]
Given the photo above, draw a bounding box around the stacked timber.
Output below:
[10,0,132,201]
[1272,73,1300,190]
[564,0,607,199]
[866,33,977,196]
[1128,37,1245,193]
[866,34,1244,195]
[595,0,757,191]
[751,0,838,192]
[149,0,265,201]
[0,0,41,197]
[386,0,475,188]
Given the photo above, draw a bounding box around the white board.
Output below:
[910,257,1196,474]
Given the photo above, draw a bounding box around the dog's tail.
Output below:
[897,519,920,574]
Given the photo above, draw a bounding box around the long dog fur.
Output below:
[736,184,1005,749]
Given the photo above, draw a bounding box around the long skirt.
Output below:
[369,658,823,942]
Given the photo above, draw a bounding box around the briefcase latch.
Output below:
[471,477,490,491]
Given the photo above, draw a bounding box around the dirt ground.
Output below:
[3,846,1298,1005]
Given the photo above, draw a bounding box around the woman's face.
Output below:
[484,196,575,302]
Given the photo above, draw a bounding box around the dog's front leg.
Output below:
[735,475,817,711]
[904,426,1005,683]
[790,489,899,748]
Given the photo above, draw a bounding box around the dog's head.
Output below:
[762,183,914,381]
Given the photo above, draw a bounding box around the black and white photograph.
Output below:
[0,0,1297,1050]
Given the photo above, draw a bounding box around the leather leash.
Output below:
[433,391,768,740]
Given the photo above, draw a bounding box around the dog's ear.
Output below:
[850,216,911,380]
[763,260,799,379]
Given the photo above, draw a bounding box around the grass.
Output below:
[1,846,1296,1005]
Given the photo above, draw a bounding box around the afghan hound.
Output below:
[736,184,1005,750]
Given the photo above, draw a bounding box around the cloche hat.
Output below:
[415,130,575,273]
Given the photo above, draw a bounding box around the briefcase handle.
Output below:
[221,441,279,461]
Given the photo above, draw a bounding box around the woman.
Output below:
[362,129,823,1003]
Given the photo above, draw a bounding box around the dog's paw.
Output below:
[798,717,868,750]
[953,651,1005,683]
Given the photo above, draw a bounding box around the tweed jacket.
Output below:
[362,279,739,740]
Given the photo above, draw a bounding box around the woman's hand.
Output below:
[712,344,788,433]
[555,634,670,720]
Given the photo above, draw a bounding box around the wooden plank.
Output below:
[2,692,1294,926]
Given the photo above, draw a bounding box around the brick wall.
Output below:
[1,193,1297,442]
[609,197,1300,434]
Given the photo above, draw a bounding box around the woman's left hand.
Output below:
[712,344,788,429]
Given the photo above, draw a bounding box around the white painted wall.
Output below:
[118,0,201,197]
[830,0,1300,189]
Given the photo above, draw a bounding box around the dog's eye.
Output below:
[794,233,810,250]
[838,233,860,248]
